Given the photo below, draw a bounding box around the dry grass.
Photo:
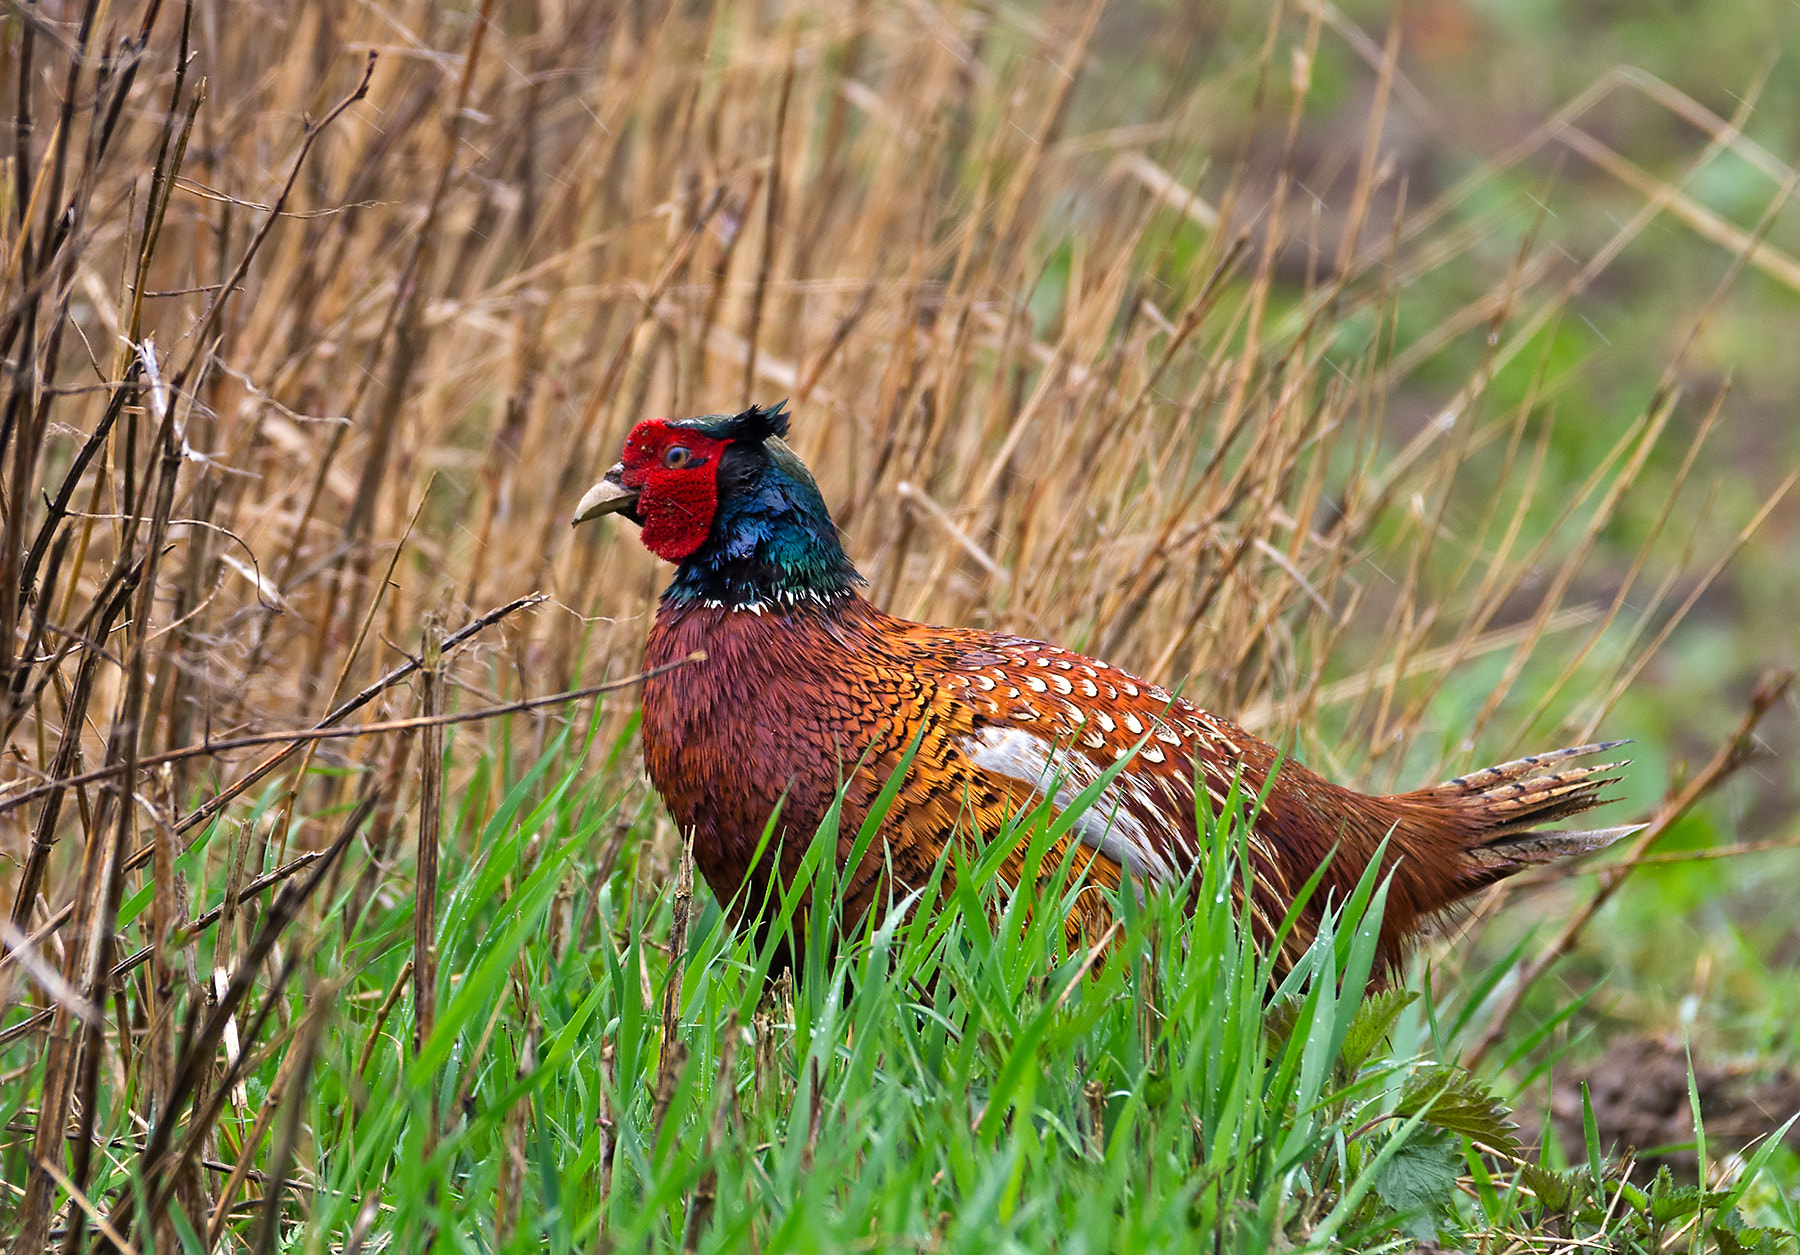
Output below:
[1,0,1794,1248]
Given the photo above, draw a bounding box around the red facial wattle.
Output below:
[620,420,732,563]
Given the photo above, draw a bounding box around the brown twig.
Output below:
[655,831,698,1128]
[0,646,702,819]
[356,959,416,1082]
[250,977,335,1255]
[0,592,551,997]
[109,793,377,1250]
[412,615,446,1155]
[0,643,699,999]
[1462,670,1793,1068]
[1504,830,1800,890]
[3,593,538,817]
[175,53,376,388]
[741,34,796,408]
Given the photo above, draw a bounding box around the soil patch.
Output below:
[1538,1034,1800,1181]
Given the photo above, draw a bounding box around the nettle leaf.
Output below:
[1644,1164,1739,1227]
[1648,1164,1705,1226]
[1339,989,1418,1076]
[1392,1064,1520,1156]
[1708,1201,1787,1255]
[1518,1163,1583,1214]
[1712,1223,1785,1255]
[1374,1127,1461,1243]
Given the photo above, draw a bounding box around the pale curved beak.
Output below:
[572,463,640,526]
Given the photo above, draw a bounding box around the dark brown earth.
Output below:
[1536,1034,1800,1181]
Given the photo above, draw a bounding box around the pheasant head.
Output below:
[575,402,862,608]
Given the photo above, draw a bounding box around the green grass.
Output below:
[57,710,1795,1253]
[4,2,1798,1248]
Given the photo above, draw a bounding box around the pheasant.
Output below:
[573,402,1633,972]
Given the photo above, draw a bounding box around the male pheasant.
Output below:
[574,402,1633,972]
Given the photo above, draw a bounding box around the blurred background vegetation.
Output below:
[1222,0,1800,1056]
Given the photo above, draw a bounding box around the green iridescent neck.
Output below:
[664,440,862,609]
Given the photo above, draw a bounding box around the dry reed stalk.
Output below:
[411,615,445,1149]
[0,1,1793,1243]
[655,831,697,1126]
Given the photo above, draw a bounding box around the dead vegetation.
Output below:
[0,0,1794,1247]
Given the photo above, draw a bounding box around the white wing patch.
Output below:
[957,725,1190,883]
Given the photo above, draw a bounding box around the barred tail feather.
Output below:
[1399,740,1636,894]
[1459,823,1645,876]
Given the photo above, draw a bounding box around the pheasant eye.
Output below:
[663,445,693,469]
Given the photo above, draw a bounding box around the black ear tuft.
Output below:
[734,399,790,443]
[677,400,790,444]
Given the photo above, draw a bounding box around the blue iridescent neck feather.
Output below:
[663,437,863,609]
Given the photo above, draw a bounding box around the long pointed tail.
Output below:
[1405,740,1638,891]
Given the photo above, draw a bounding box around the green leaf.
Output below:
[1580,1079,1607,1188]
[1373,1127,1460,1243]
[1648,1164,1705,1226]
[1339,988,1418,1076]
[1712,1222,1784,1255]
[1391,1063,1520,1156]
[1519,1163,1582,1214]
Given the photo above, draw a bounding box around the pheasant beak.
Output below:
[572,463,640,526]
